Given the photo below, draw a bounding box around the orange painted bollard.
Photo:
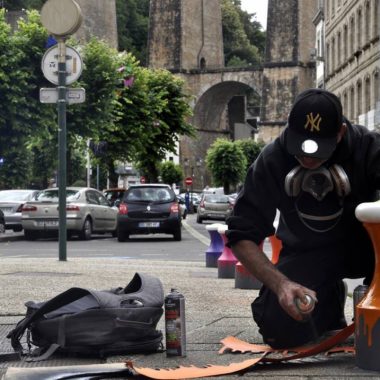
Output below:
[217,225,238,279]
[354,202,380,370]
[269,235,282,264]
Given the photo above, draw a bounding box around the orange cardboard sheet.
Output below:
[220,323,355,362]
[128,324,354,379]
[129,357,266,379]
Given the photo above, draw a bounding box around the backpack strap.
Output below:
[7,287,91,353]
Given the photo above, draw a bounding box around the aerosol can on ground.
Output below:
[164,288,186,357]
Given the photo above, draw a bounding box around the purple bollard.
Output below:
[217,225,238,278]
[205,223,224,267]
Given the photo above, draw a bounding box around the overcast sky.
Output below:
[240,0,268,30]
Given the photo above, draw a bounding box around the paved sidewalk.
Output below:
[0,235,377,378]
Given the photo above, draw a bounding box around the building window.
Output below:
[326,42,330,74]
[374,0,379,40]
[331,37,336,71]
[357,8,362,49]
[343,24,348,60]
[200,57,206,70]
[350,16,355,55]
[326,0,330,20]
[374,71,380,105]
[365,76,371,112]
[357,80,362,117]
[365,1,371,43]
[350,86,355,120]
[337,31,341,67]
[343,91,348,116]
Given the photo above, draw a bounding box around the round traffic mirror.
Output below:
[41,0,82,37]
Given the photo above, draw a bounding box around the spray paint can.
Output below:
[353,285,369,317]
[164,288,186,357]
[294,294,315,320]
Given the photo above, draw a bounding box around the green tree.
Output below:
[1,0,44,10]
[235,138,265,173]
[220,0,264,67]
[135,69,195,183]
[206,138,247,194]
[0,9,55,188]
[116,0,149,65]
[160,161,183,186]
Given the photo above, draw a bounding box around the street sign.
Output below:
[185,177,193,186]
[140,176,146,183]
[41,45,83,85]
[40,87,86,104]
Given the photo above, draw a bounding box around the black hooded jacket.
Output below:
[226,121,380,278]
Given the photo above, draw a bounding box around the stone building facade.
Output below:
[74,0,118,49]
[259,0,318,142]
[147,0,224,71]
[323,0,380,129]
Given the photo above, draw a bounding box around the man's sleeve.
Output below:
[226,155,279,247]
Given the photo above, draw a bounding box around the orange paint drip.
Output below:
[356,223,380,348]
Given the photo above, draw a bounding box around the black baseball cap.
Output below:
[285,88,343,159]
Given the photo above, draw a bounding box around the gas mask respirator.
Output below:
[285,164,351,232]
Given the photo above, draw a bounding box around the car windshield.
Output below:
[0,190,35,202]
[204,195,229,203]
[35,189,80,202]
[126,187,174,202]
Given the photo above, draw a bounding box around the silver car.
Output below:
[21,187,118,240]
[0,189,40,232]
[196,193,233,223]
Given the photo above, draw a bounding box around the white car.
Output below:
[22,187,118,240]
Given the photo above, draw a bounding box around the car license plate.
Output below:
[37,220,59,227]
[138,222,160,228]
[1,207,13,214]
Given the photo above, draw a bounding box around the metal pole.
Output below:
[57,39,67,261]
[87,139,91,187]
[96,164,99,189]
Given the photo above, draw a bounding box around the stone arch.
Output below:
[192,80,261,133]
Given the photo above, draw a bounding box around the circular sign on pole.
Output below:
[140,176,146,184]
[41,45,83,85]
[41,0,82,37]
[185,177,193,186]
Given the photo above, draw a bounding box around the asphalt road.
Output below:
[0,214,362,292]
[0,214,215,261]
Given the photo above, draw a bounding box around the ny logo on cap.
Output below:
[304,113,322,132]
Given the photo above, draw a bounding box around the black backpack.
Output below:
[7,272,164,361]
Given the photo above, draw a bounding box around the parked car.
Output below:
[21,187,118,240]
[196,193,233,223]
[103,188,127,207]
[0,189,40,232]
[0,209,5,233]
[179,192,201,211]
[177,196,187,219]
[117,184,182,241]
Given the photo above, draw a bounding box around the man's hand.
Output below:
[276,279,317,321]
